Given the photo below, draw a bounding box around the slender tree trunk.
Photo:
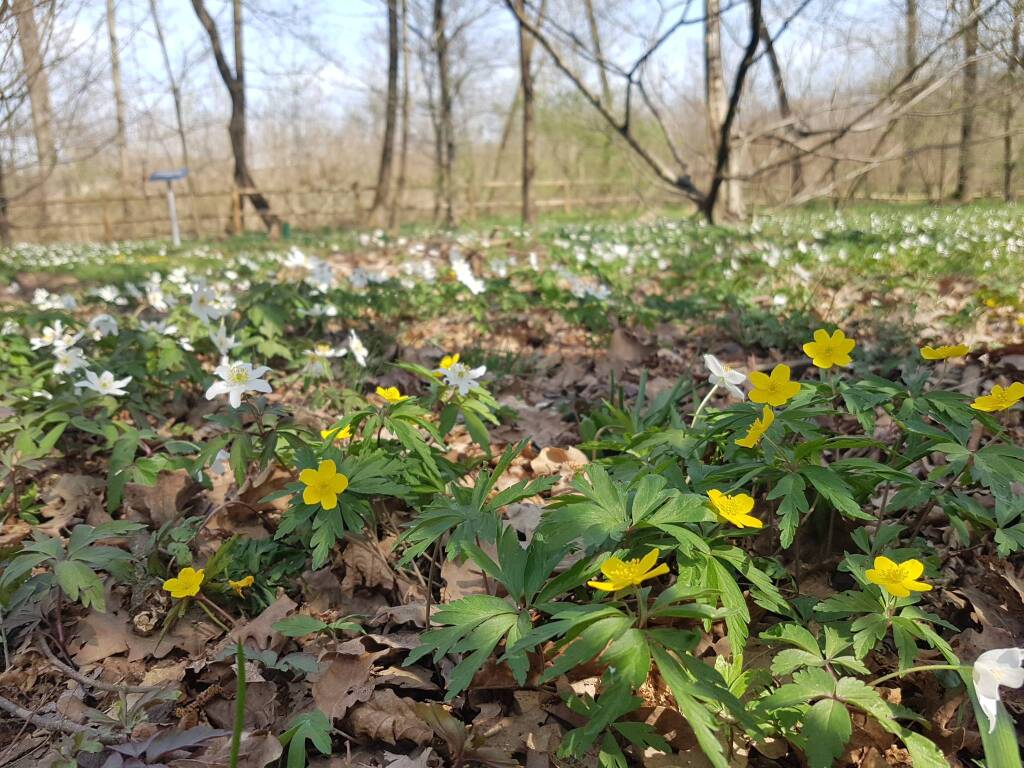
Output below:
[954,0,979,202]
[703,0,744,219]
[896,0,918,195]
[150,0,201,236]
[191,0,279,234]
[583,0,611,107]
[515,0,536,224]
[433,0,456,227]
[370,0,399,224]
[0,152,11,246]
[583,0,613,184]
[14,0,57,224]
[489,86,521,194]
[389,0,411,229]
[758,16,801,197]
[1003,0,1021,201]
[105,0,129,217]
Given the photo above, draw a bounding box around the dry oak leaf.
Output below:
[38,474,105,535]
[124,469,201,527]
[229,593,298,652]
[169,731,283,768]
[73,609,219,664]
[347,689,432,746]
[312,650,383,721]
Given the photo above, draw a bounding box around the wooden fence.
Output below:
[4,179,676,244]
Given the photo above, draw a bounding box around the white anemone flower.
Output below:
[53,346,87,375]
[973,647,1024,732]
[305,342,346,377]
[349,330,368,367]
[209,322,237,360]
[703,354,746,400]
[76,370,132,397]
[209,449,231,477]
[450,252,485,295]
[442,361,486,396]
[206,361,272,408]
[190,282,224,324]
[31,320,81,350]
[88,314,119,339]
[140,319,177,335]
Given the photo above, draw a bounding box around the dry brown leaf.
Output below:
[205,681,278,731]
[312,651,381,720]
[124,470,201,527]
[340,532,404,596]
[229,593,298,652]
[530,446,587,476]
[38,474,105,535]
[169,731,283,768]
[347,689,433,745]
[441,557,490,602]
[72,609,219,663]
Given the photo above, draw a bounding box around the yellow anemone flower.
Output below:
[970,382,1024,413]
[299,459,350,510]
[163,567,205,599]
[321,424,353,442]
[587,548,669,592]
[439,353,460,370]
[865,556,931,598]
[748,364,801,408]
[735,406,774,449]
[802,328,856,369]
[920,344,969,361]
[707,489,763,529]
[228,575,255,596]
[375,386,409,404]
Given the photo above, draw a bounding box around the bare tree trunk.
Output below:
[1004,0,1021,201]
[704,0,744,219]
[488,86,521,193]
[954,0,979,202]
[433,0,456,227]
[191,0,279,234]
[758,16,801,197]
[0,152,11,246]
[514,0,535,224]
[14,0,57,224]
[150,0,201,236]
[583,0,614,185]
[370,0,399,225]
[389,0,411,229]
[896,0,918,195]
[583,0,611,107]
[105,0,129,217]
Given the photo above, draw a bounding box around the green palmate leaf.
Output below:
[800,465,873,521]
[54,559,105,611]
[405,595,527,699]
[279,710,332,768]
[768,473,808,549]
[761,623,821,656]
[802,699,851,768]
[650,645,730,768]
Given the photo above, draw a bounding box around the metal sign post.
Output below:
[148,169,189,246]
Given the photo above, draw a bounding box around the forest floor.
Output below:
[0,202,1023,768]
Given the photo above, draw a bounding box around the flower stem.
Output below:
[634,586,648,629]
[869,663,965,687]
[691,384,719,428]
[229,641,246,768]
